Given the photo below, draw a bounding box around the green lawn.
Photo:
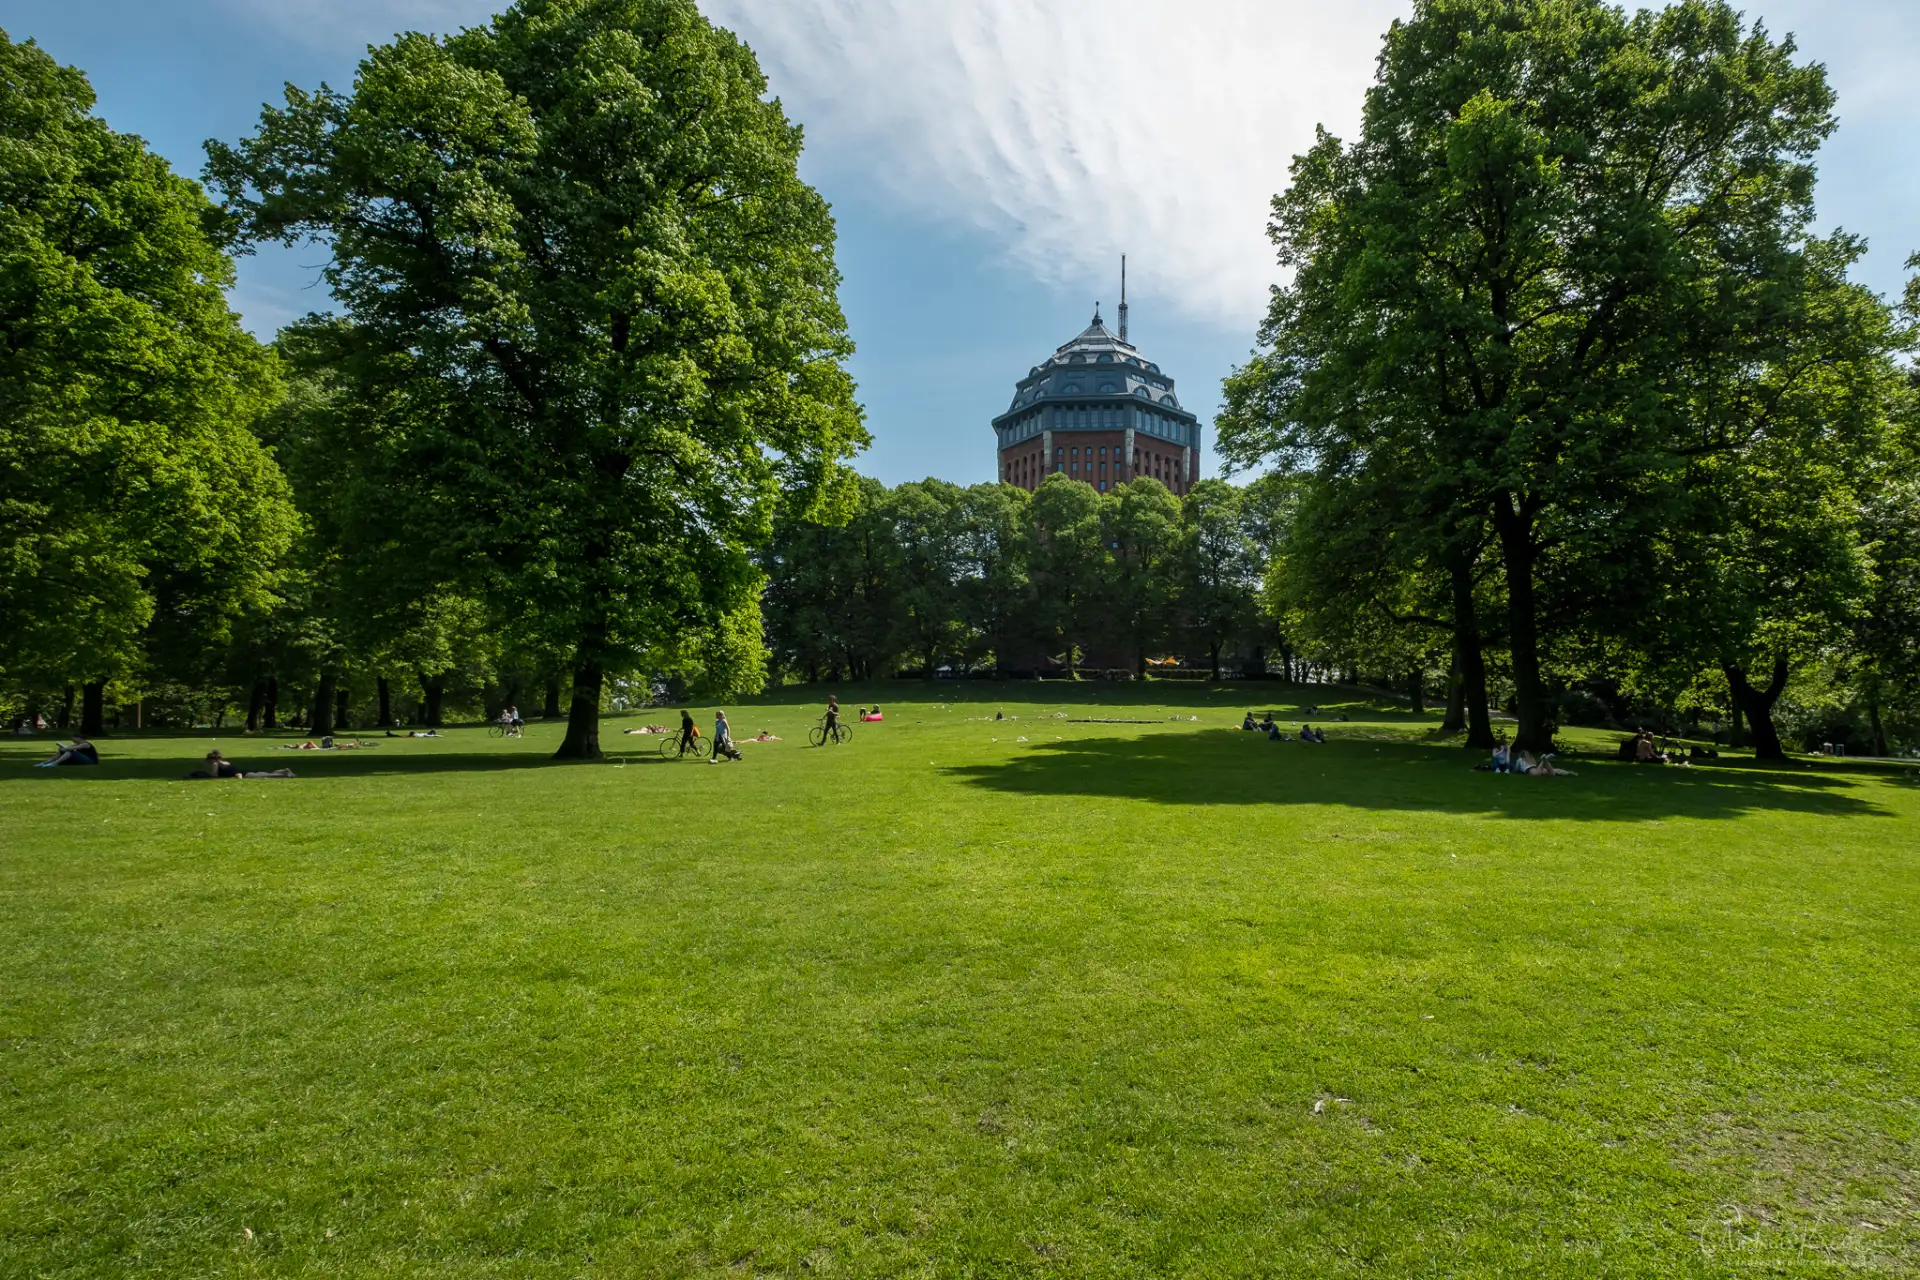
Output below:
[3,684,1917,1278]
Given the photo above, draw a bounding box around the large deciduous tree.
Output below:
[209,0,865,759]
[0,31,294,730]
[1222,0,1857,753]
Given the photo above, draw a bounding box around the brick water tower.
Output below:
[992,261,1203,495]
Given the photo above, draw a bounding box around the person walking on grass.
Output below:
[678,708,698,755]
[819,694,841,744]
[710,710,742,763]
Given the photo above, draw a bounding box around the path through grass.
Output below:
[3,684,1916,1277]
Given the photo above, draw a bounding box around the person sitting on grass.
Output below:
[1491,739,1510,773]
[1266,721,1289,742]
[35,733,100,767]
[193,750,295,780]
[709,710,742,763]
[1260,713,1276,734]
[862,705,884,722]
[1300,724,1326,744]
[1634,731,1667,764]
[1242,711,1259,732]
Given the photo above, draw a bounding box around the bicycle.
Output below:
[658,733,711,761]
[488,720,523,739]
[808,719,852,747]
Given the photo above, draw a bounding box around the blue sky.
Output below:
[7,0,1918,486]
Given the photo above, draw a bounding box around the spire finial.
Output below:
[1119,255,1130,343]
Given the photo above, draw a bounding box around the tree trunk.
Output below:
[420,674,447,728]
[1405,668,1426,715]
[377,677,393,729]
[1724,658,1790,762]
[264,676,279,730]
[246,679,267,732]
[1210,642,1223,682]
[1868,687,1888,759]
[335,688,350,731]
[1493,497,1552,753]
[80,681,106,736]
[542,678,561,720]
[1442,654,1466,734]
[310,672,338,737]
[554,663,604,760]
[1447,561,1496,749]
[59,683,75,730]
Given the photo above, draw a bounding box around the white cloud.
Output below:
[701,0,1409,331]
[233,0,1406,331]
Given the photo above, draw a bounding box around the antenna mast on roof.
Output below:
[1118,255,1129,344]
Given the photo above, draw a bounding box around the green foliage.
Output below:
[207,0,866,757]
[0,30,295,703]
[1221,0,1908,755]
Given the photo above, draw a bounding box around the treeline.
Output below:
[1,7,865,758]
[761,473,1293,682]
[1218,0,1920,760]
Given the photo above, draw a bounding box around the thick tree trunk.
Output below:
[60,683,75,730]
[246,679,267,732]
[264,677,279,730]
[420,674,447,728]
[377,677,392,729]
[80,681,106,736]
[1442,654,1467,734]
[310,672,338,737]
[542,678,562,720]
[1724,658,1790,762]
[335,688,350,731]
[1405,669,1426,715]
[554,664,604,760]
[1447,559,1495,749]
[1493,497,1552,753]
[1210,643,1223,682]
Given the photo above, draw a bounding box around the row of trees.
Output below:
[5,0,1917,760]
[1,2,865,758]
[1218,0,1920,760]
[761,474,1292,682]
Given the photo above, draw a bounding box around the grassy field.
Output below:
[3,683,1917,1278]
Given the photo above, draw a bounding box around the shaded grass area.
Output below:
[2,684,1917,1277]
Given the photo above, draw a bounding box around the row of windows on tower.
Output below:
[1005,446,1183,492]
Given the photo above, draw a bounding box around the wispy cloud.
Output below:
[224,0,1920,319]
[231,0,1407,329]
[702,1,1407,330]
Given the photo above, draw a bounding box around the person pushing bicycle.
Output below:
[678,708,698,754]
[821,695,840,740]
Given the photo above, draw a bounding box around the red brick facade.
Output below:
[1001,430,1194,496]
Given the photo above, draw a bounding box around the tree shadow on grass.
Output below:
[942,732,1900,823]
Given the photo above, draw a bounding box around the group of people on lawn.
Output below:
[1241,711,1328,743]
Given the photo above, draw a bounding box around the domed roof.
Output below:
[1041,307,1156,370]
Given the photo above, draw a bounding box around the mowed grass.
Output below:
[2,684,1917,1279]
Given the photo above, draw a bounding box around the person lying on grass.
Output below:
[191,751,295,780]
[1300,725,1326,744]
[35,734,100,767]
[860,706,884,722]
[752,730,781,742]
[623,725,670,735]
[1513,749,1576,777]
